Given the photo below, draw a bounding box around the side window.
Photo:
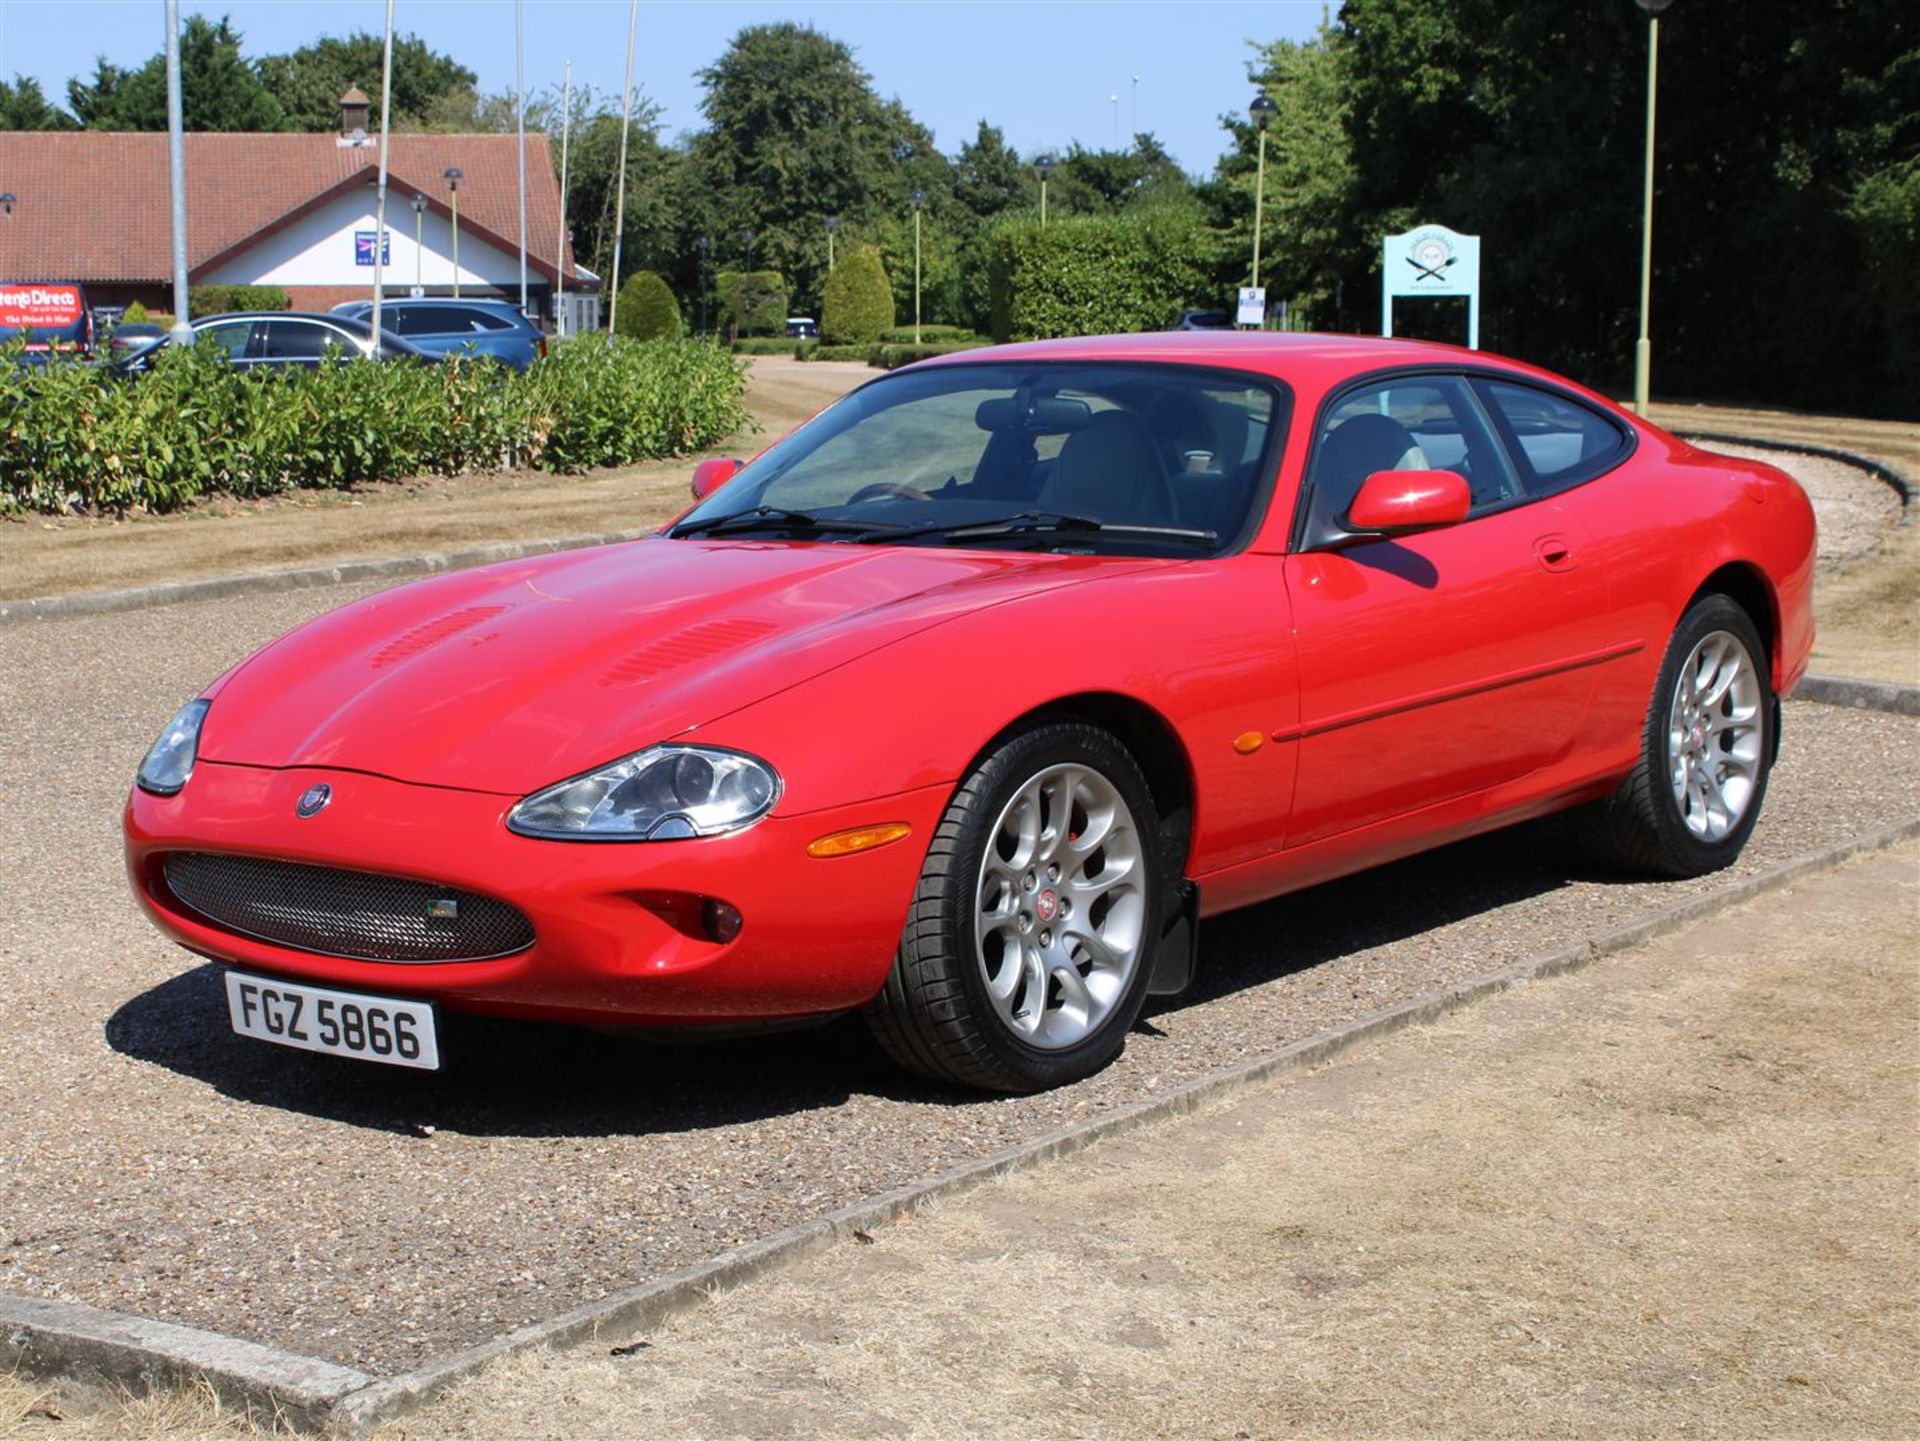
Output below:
[468,308,515,331]
[1477,381,1629,494]
[394,308,469,336]
[263,321,345,361]
[1304,375,1519,543]
[196,321,253,359]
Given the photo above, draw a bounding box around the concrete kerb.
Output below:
[6,813,1916,1433]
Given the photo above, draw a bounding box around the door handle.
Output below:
[1533,534,1576,572]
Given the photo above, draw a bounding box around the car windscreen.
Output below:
[672,361,1287,557]
[1,283,90,345]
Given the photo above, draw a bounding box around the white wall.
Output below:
[201,190,525,290]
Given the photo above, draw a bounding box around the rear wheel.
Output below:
[865,723,1162,1092]
[1577,593,1773,877]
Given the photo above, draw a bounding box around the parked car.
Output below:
[2,281,97,364]
[330,298,547,371]
[126,332,1814,1093]
[785,317,819,339]
[1173,308,1233,331]
[112,312,432,374]
[106,321,167,357]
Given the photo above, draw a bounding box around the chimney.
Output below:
[339,87,370,145]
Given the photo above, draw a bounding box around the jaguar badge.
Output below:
[295,783,332,818]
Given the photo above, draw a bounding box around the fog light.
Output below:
[702,899,743,944]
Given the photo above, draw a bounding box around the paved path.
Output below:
[399,842,1920,1441]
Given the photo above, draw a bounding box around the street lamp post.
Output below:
[911,191,925,345]
[1131,76,1140,143]
[742,229,755,337]
[1633,0,1673,413]
[825,215,839,273]
[442,167,463,298]
[1109,93,1119,149]
[696,234,711,336]
[1248,94,1278,307]
[1034,154,1056,226]
[411,193,427,294]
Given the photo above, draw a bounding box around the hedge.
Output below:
[188,284,290,319]
[877,324,976,343]
[987,210,1214,342]
[614,270,683,341]
[731,337,802,356]
[797,342,871,362]
[714,270,789,337]
[867,340,992,370]
[0,335,748,514]
[821,246,894,344]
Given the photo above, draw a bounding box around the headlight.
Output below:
[507,745,779,841]
[136,698,210,796]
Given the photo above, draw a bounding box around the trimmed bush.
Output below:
[877,324,975,343]
[821,246,894,344]
[987,210,1214,342]
[0,335,748,514]
[867,340,992,370]
[614,270,683,341]
[714,270,789,338]
[731,337,802,356]
[798,343,870,362]
[187,284,290,318]
[120,301,150,324]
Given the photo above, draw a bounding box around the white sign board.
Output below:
[1236,286,1267,328]
[1381,224,1482,349]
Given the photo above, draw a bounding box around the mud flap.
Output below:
[1147,879,1199,997]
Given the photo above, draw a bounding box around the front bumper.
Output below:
[125,761,952,1025]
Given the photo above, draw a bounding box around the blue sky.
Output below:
[0,0,1325,173]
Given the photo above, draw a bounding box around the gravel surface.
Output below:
[1698,442,1905,572]
[0,580,1915,1377]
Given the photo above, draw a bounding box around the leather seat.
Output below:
[1312,414,1427,526]
[1039,410,1175,524]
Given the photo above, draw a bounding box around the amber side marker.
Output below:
[1233,731,1265,755]
[806,822,913,858]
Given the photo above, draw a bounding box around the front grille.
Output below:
[162,852,534,963]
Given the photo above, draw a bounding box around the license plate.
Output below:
[225,972,440,1070]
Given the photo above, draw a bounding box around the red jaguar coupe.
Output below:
[125,333,1815,1092]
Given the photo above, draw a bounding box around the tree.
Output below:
[614,270,683,340]
[255,33,475,132]
[0,75,77,130]
[68,15,290,132]
[821,245,894,343]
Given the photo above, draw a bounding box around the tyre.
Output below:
[865,722,1163,1092]
[1576,593,1774,877]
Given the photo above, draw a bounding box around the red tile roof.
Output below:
[0,131,582,286]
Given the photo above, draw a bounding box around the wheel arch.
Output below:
[1689,561,1780,687]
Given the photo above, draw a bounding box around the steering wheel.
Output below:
[848,482,932,504]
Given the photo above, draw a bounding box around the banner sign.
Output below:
[0,284,85,329]
[1236,286,1267,328]
[1381,224,1482,349]
[354,230,391,267]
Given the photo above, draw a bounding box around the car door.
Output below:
[1280,373,1613,848]
[261,318,355,370]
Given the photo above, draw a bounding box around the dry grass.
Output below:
[0,358,870,603]
[0,1372,270,1440]
[380,842,1920,1441]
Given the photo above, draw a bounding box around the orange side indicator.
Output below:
[1232,731,1265,755]
[806,822,913,859]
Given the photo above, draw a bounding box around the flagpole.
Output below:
[555,61,571,337]
[607,0,637,336]
[370,0,394,344]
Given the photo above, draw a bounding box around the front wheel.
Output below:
[1576,593,1774,877]
[865,723,1162,1093]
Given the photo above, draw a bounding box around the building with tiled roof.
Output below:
[0,94,596,322]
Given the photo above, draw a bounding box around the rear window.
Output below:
[263,321,347,360]
[1476,380,1630,493]
[392,306,510,335]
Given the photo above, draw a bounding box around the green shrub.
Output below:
[0,336,748,514]
[799,343,870,362]
[120,301,150,324]
[187,284,290,319]
[730,337,800,356]
[867,340,992,370]
[877,324,974,343]
[821,246,894,345]
[614,270,683,341]
[714,270,789,337]
[987,210,1214,342]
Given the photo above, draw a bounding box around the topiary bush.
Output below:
[120,301,150,324]
[714,270,789,338]
[614,270,683,341]
[987,210,1214,342]
[821,246,894,345]
[187,284,290,318]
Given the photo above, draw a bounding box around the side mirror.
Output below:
[690,456,743,501]
[1344,469,1471,536]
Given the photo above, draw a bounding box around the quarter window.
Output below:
[1476,380,1629,493]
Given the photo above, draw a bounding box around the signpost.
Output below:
[1381,224,1482,349]
[1237,286,1267,328]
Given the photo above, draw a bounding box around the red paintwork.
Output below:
[1347,469,1471,532]
[125,332,1817,1028]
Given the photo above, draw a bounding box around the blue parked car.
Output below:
[330,298,547,371]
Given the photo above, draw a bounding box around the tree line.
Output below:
[4,5,1913,413]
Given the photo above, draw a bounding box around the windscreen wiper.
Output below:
[858,510,1218,548]
[668,506,904,540]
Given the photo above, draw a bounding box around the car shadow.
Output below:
[106,815,1613,1137]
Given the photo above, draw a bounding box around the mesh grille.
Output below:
[163,852,534,963]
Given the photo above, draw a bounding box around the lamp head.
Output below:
[442,166,463,192]
[1249,94,1278,132]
